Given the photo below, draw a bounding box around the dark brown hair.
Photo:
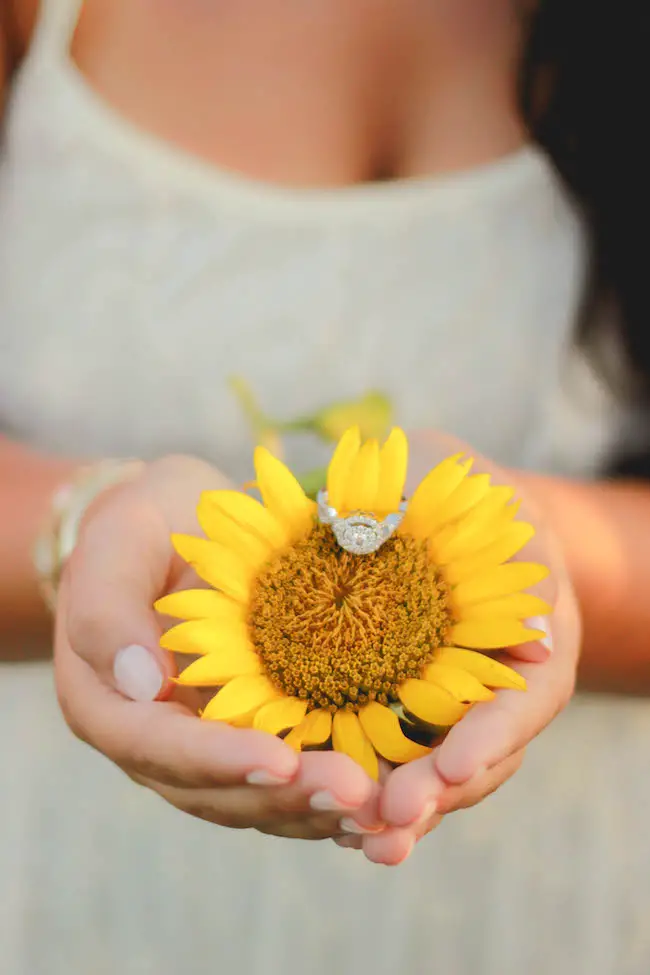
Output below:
[522,2,650,473]
[524,6,648,377]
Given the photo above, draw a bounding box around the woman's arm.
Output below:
[0,437,77,654]
[517,472,650,694]
[0,3,73,655]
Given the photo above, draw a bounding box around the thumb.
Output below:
[62,482,176,700]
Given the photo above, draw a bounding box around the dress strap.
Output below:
[31,0,84,59]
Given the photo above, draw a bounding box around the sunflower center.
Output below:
[248,525,451,712]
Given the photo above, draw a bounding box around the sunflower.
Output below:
[155,428,549,780]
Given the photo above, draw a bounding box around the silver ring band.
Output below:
[317,489,407,555]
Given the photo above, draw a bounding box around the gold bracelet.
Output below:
[32,459,145,611]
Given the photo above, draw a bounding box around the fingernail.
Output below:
[114,645,164,702]
[246,770,293,787]
[398,835,416,864]
[339,817,384,835]
[415,799,438,828]
[335,835,363,850]
[309,790,350,813]
[528,616,553,652]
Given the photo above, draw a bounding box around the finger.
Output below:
[132,770,354,839]
[362,803,446,864]
[256,819,342,840]
[380,653,569,824]
[64,456,229,694]
[435,655,573,785]
[500,524,575,664]
[283,750,377,815]
[415,810,443,840]
[133,777,342,838]
[215,750,377,822]
[334,835,364,850]
[63,486,176,690]
[379,754,523,837]
[407,428,561,660]
[436,559,580,785]
[379,750,445,827]
[363,805,444,864]
[55,630,299,788]
[129,775,257,829]
[330,757,389,836]
[436,749,525,814]
[240,753,382,839]
[362,826,423,866]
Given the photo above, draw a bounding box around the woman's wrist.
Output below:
[32,459,146,611]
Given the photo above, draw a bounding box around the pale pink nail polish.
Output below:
[246,770,293,787]
[416,799,438,828]
[528,616,553,652]
[339,818,384,835]
[113,645,164,702]
[310,791,349,812]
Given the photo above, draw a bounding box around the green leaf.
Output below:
[296,467,328,500]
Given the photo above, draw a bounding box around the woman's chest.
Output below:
[67,0,524,185]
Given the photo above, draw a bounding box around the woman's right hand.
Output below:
[54,455,378,841]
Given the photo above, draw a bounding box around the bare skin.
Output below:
[71,0,526,186]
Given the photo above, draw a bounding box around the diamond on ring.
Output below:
[317,490,407,555]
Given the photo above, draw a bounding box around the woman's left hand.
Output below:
[334,431,582,865]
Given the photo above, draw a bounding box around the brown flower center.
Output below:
[248,526,451,712]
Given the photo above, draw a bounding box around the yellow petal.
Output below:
[434,647,527,690]
[422,663,495,702]
[343,439,380,513]
[160,619,252,654]
[431,488,518,564]
[197,494,273,569]
[451,619,545,649]
[426,473,492,534]
[175,647,261,685]
[375,428,409,514]
[455,592,552,620]
[332,710,379,780]
[154,589,246,622]
[253,697,309,735]
[443,522,536,585]
[327,426,361,513]
[254,447,315,539]
[203,490,289,548]
[398,679,468,726]
[229,711,258,728]
[452,562,550,605]
[358,702,431,763]
[201,674,280,722]
[400,454,472,539]
[285,709,333,750]
[458,484,516,528]
[160,618,252,656]
[171,535,254,602]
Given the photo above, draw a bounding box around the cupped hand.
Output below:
[54,455,377,841]
[336,431,581,865]
[54,435,580,862]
